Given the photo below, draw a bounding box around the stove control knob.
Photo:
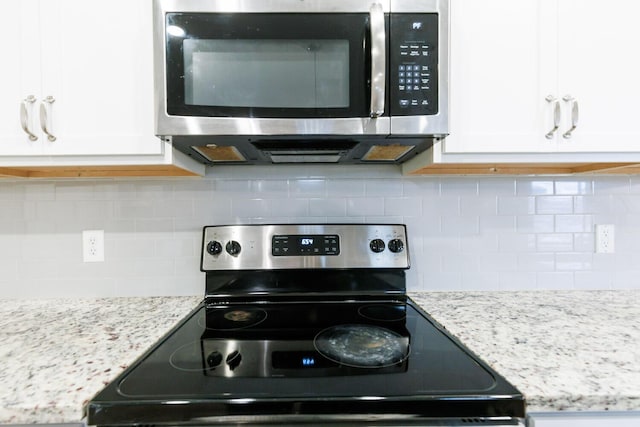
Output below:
[226,350,242,371]
[225,240,242,256]
[206,240,223,256]
[388,238,405,253]
[206,351,223,368]
[369,238,386,253]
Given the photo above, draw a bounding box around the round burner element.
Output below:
[314,324,409,368]
[358,304,407,322]
[200,307,267,330]
[170,341,208,372]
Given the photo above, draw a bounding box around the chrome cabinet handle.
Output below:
[562,95,579,139]
[545,95,560,139]
[39,96,57,142]
[20,95,38,141]
[369,2,386,118]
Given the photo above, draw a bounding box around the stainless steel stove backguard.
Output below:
[201,224,410,271]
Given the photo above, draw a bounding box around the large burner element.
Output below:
[200,307,267,330]
[314,324,409,368]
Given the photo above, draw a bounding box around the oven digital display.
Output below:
[272,234,340,256]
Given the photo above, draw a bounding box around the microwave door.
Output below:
[155,3,391,136]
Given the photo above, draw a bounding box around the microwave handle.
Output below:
[369,3,385,118]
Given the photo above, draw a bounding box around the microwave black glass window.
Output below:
[183,39,349,109]
[164,13,375,119]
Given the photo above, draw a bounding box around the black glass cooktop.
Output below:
[85,298,525,425]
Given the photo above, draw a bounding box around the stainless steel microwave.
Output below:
[153,0,449,165]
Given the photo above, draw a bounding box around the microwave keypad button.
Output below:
[399,65,406,71]
[413,65,420,71]
[399,100,409,107]
[399,72,405,77]
[399,79,405,84]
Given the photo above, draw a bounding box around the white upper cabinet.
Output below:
[1,1,42,156]
[554,0,640,152]
[444,0,640,154]
[444,0,550,153]
[1,0,163,157]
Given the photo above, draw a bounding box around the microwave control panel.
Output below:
[389,14,439,116]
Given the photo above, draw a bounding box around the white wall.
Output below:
[1,165,639,298]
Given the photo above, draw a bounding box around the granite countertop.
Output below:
[0,290,638,424]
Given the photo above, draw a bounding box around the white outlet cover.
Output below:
[595,224,615,254]
[83,230,105,262]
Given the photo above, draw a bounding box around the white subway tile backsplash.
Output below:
[554,179,593,195]
[516,215,554,233]
[290,179,326,197]
[555,215,593,233]
[535,195,573,214]
[498,232,537,253]
[440,178,478,195]
[516,179,554,196]
[365,179,403,197]
[2,173,640,297]
[326,179,365,197]
[478,178,516,196]
[536,272,574,290]
[555,253,593,271]
[497,196,535,215]
[308,198,346,217]
[384,197,422,217]
[536,233,574,252]
[517,253,555,272]
[460,196,497,216]
[346,197,385,216]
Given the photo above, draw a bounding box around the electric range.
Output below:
[84,224,527,426]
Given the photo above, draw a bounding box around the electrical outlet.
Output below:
[83,230,105,262]
[595,224,615,253]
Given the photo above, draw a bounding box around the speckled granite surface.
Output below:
[0,291,638,423]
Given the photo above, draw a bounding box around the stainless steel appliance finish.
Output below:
[201,224,409,271]
[153,0,450,165]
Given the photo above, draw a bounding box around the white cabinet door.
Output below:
[444,0,555,154]
[0,0,43,155]
[555,0,640,152]
[444,0,640,156]
[38,0,162,156]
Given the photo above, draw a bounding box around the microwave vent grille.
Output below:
[362,145,414,162]
[192,145,247,162]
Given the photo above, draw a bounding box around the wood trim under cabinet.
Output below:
[0,165,201,179]
[403,162,640,175]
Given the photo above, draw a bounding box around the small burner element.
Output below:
[358,304,407,322]
[170,341,208,372]
[314,324,409,368]
[201,307,268,330]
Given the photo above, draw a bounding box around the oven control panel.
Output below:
[272,234,340,257]
[202,224,409,271]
